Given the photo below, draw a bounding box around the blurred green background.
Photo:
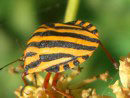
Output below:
[0,0,130,98]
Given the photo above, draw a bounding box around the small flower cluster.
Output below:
[14,67,111,98]
[13,54,130,98]
[110,54,130,98]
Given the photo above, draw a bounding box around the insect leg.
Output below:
[20,72,28,96]
[43,72,55,98]
[52,73,73,98]
[99,41,119,69]
[43,72,51,89]
[34,73,37,86]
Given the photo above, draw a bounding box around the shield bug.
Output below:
[0,20,118,98]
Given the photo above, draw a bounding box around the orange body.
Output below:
[23,20,99,74]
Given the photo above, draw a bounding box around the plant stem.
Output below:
[64,0,80,23]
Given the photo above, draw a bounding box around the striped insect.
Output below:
[0,20,118,98]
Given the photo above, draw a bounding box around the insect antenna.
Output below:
[0,58,23,70]
[99,41,119,69]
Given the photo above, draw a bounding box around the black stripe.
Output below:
[40,53,75,62]
[40,22,82,30]
[25,52,37,58]
[39,26,98,36]
[45,57,77,72]
[53,21,85,30]
[45,65,59,72]
[27,41,97,50]
[25,60,40,72]
[25,56,78,72]
[53,26,82,30]
[40,22,83,30]
[32,31,99,43]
